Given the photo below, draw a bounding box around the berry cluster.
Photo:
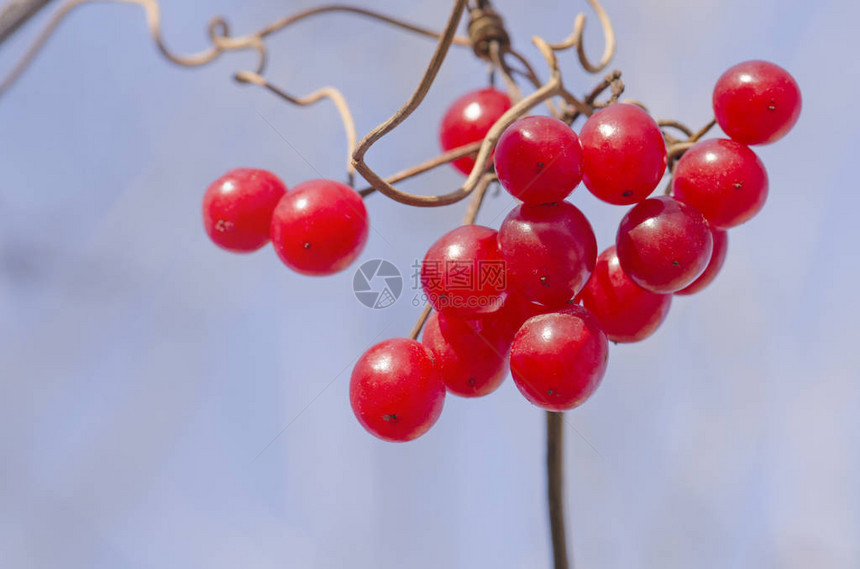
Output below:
[202,172,370,275]
[200,61,799,444]
[349,60,801,442]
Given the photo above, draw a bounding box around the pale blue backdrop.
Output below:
[1,1,857,567]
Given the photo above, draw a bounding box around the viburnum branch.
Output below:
[547,0,616,74]
[409,304,433,341]
[547,411,570,569]
[352,7,566,208]
[357,141,483,198]
[235,71,357,185]
[659,119,695,139]
[562,70,623,123]
[490,41,524,104]
[0,0,470,97]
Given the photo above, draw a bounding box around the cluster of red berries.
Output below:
[201,172,370,275]
[200,61,800,444]
[350,60,801,442]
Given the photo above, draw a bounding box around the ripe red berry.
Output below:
[672,139,768,229]
[498,201,597,307]
[202,168,287,253]
[421,311,510,398]
[349,338,445,442]
[579,104,668,205]
[616,196,713,294]
[421,225,507,317]
[270,179,369,276]
[713,60,802,145]
[486,290,557,345]
[509,306,608,411]
[577,246,672,343]
[494,116,583,204]
[675,228,728,296]
[439,88,512,176]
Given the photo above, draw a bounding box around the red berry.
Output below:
[509,306,608,411]
[713,60,802,145]
[494,116,583,204]
[421,225,507,317]
[486,290,557,344]
[439,88,512,175]
[270,179,369,276]
[202,168,287,253]
[579,104,668,205]
[616,196,713,294]
[675,228,728,296]
[498,202,597,307]
[421,311,510,398]
[349,338,445,442]
[672,139,768,229]
[577,246,672,343]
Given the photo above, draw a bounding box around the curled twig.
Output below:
[0,0,470,96]
[357,141,483,198]
[547,0,616,73]
[236,71,357,184]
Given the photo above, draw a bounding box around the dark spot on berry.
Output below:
[540,275,549,286]
[383,413,398,423]
[733,181,743,190]
[768,99,776,111]
[303,242,311,249]
[622,190,634,197]
[547,389,554,395]
[672,260,680,267]
[468,377,476,386]
[537,162,545,171]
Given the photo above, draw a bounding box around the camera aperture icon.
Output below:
[353,259,403,309]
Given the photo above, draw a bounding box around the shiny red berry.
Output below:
[439,88,512,175]
[494,116,583,204]
[498,202,597,307]
[270,179,369,276]
[577,246,672,343]
[485,290,557,345]
[580,104,668,205]
[202,168,287,253]
[616,196,713,294]
[421,311,510,398]
[675,228,728,296]
[510,306,608,411]
[672,139,768,229]
[421,225,507,317]
[713,60,802,145]
[349,338,445,442]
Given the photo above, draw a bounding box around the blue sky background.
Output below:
[1,0,858,567]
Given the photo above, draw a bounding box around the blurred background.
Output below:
[1,0,857,567]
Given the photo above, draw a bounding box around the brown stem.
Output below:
[357,141,482,198]
[547,410,570,569]
[236,71,357,184]
[408,304,433,340]
[0,0,470,96]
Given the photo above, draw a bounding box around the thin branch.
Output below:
[547,410,570,569]
[357,141,483,198]
[352,6,565,207]
[547,0,615,73]
[0,0,469,96]
[0,0,54,45]
[408,304,433,340]
[236,71,357,185]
